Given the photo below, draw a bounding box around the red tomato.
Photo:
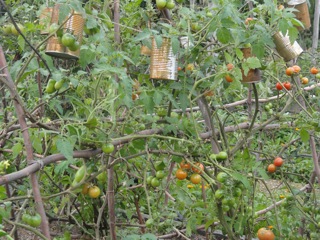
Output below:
[276,82,283,90]
[273,157,284,167]
[283,81,291,90]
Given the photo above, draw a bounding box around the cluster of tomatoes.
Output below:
[22,212,42,228]
[214,172,243,212]
[175,160,204,184]
[267,157,284,174]
[276,65,320,91]
[2,23,25,36]
[82,183,101,198]
[147,161,167,188]
[45,78,65,94]
[49,23,80,52]
[156,0,175,10]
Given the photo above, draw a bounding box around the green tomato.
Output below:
[146,175,154,185]
[11,23,24,36]
[156,0,167,9]
[206,11,213,17]
[54,80,64,90]
[316,73,320,79]
[68,41,80,51]
[145,218,154,228]
[22,213,32,225]
[216,172,228,183]
[45,79,56,94]
[209,153,217,160]
[170,112,179,119]
[74,165,86,183]
[3,24,12,34]
[233,187,242,197]
[156,170,166,179]
[216,151,228,161]
[166,0,175,9]
[151,177,160,187]
[102,143,115,154]
[214,189,224,199]
[29,214,42,227]
[84,98,93,105]
[157,108,167,117]
[61,33,76,47]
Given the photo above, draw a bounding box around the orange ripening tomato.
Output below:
[225,74,233,82]
[176,168,187,180]
[245,17,253,25]
[257,227,275,240]
[192,162,204,174]
[292,65,301,74]
[190,173,201,184]
[310,67,319,75]
[267,164,276,173]
[285,67,294,76]
[226,63,234,71]
[179,160,191,170]
[301,77,308,85]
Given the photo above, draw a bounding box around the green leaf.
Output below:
[153,91,163,105]
[12,142,23,159]
[140,92,154,113]
[230,172,251,190]
[123,235,140,240]
[56,138,74,161]
[235,48,243,60]
[179,92,189,112]
[141,233,157,240]
[154,35,163,48]
[171,36,180,55]
[17,35,25,51]
[134,29,151,42]
[245,57,261,69]
[216,27,232,44]
[86,16,98,29]
[300,128,310,143]
[224,52,232,64]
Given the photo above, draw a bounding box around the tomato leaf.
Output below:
[141,233,157,240]
[134,29,151,42]
[216,27,233,44]
[171,36,180,55]
[300,128,310,143]
[224,52,233,64]
[153,91,163,105]
[56,137,74,162]
[179,92,189,112]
